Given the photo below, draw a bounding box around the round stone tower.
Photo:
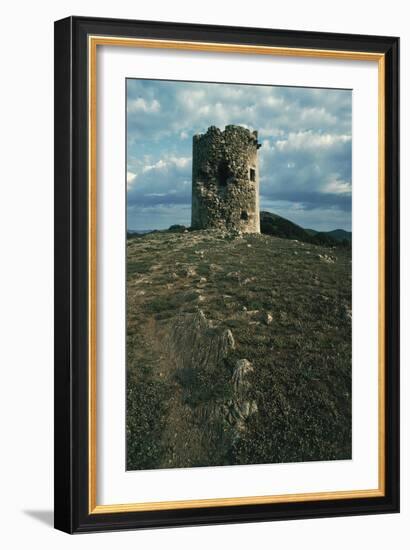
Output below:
[191,125,261,233]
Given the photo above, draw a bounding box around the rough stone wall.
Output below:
[191,125,261,233]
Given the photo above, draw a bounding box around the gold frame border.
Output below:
[88,35,386,514]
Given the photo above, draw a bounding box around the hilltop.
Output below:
[127,226,352,470]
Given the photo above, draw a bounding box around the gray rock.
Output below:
[168,310,235,371]
[264,312,273,325]
[232,359,253,393]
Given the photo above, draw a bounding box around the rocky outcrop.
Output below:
[167,310,257,439]
[168,309,235,370]
[232,359,253,393]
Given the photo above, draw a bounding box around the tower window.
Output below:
[241,210,249,221]
[250,168,256,182]
[217,161,229,186]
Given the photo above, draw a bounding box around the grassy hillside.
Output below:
[126,228,352,470]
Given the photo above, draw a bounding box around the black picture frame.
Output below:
[54,15,400,534]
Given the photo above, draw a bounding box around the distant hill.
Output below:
[128,229,155,235]
[310,232,341,247]
[303,227,351,242]
[127,229,159,240]
[326,229,352,242]
[260,211,351,247]
[260,211,311,242]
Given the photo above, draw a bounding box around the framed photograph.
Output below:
[54,16,399,533]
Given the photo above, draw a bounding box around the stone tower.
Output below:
[191,125,261,233]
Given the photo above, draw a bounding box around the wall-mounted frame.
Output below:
[54,16,399,533]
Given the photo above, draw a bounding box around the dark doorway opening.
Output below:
[217,161,229,186]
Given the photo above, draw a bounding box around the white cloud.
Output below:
[299,106,337,126]
[170,156,190,168]
[275,131,351,152]
[127,154,192,210]
[262,95,284,108]
[322,178,352,195]
[259,128,286,139]
[141,156,190,173]
[127,171,137,188]
[127,80,352,144]
[142,159,167,173]
[128,97,160,113]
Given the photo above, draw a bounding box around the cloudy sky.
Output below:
[127,79,352,232]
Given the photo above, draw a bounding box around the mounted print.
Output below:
[126,79,353,472]
[54,16,400,533]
